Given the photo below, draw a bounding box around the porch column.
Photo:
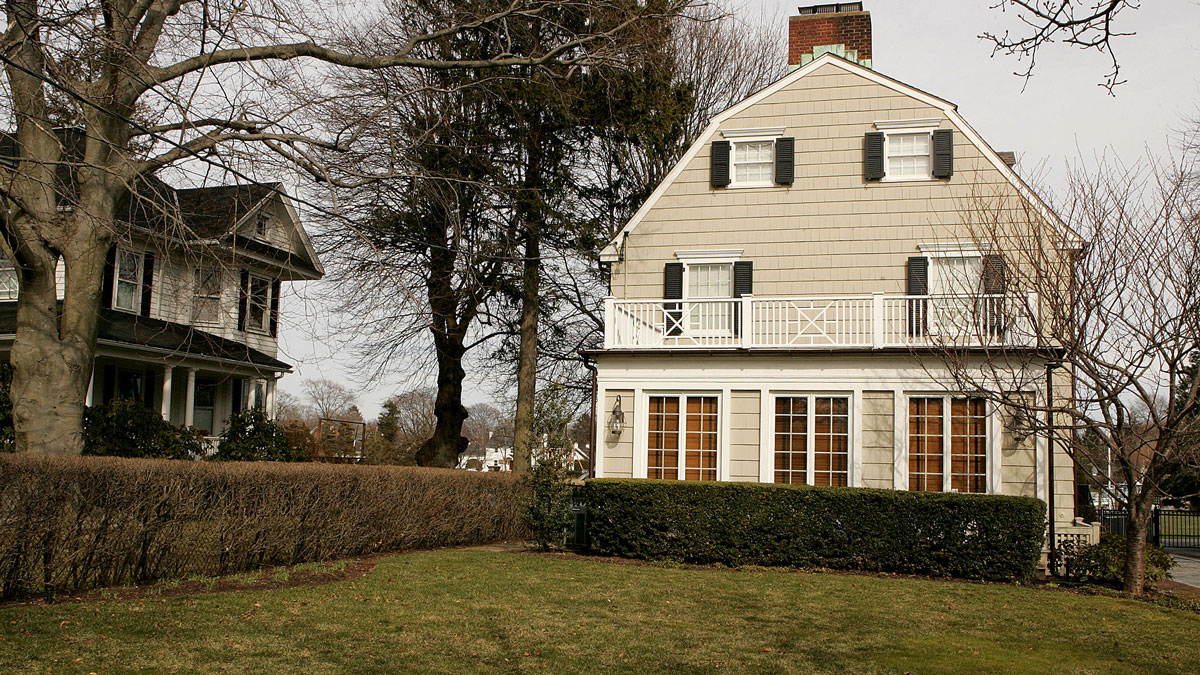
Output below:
[161,365,173,422]
[85,365,95,407]
[266,376,278,419]
[184,367,197,427]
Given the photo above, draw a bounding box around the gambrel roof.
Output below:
[600,52,1082,262]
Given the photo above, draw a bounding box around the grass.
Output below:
[2,549,1199,674]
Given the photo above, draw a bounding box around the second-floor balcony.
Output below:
[602,292,1041,351]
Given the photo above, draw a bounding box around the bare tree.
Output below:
[274,391,314,426]
[983,0,1139,92]
[0,0,704,455]
[932,141,1200,594]
[512,1,787,410]
[301,377,357,420]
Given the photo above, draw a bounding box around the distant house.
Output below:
[587,4,1085,542]
[0,131,323,443]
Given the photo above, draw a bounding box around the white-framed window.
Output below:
[928,253,983,296]
[920,245,986,335]
[113,248,144,313]
[192,268,222,325]
[0,259,17,300]
[907,395,989,493]
[731,140,775,187]
[647,393,719,481]
[773,394,851,487]
[246,274,272,333]
[884,131,933,181]
[684,262,733,333]
[254,214,270,240]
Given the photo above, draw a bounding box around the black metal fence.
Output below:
[1098,508,1200,549]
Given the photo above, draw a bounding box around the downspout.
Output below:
[584,356,598,479]
[1046,360,1060,572]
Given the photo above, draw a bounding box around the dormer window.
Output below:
[254,214,270,240]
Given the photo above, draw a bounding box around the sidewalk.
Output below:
[1166,549,1200,589]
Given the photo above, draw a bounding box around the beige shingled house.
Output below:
[587,3,1090,545]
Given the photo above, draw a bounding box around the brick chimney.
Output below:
[789,3,872,71]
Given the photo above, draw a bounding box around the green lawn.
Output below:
[2,549,1198,674]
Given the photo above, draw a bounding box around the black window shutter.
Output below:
[269,279,281,337]
[140,252,154,317]
[774,137,795,185]
[664,262,683,336]
[710,141,731,188]
[864,132,885,181]
[143,369,155,408]
[232,378,243,414]
[101,245,116,309]
[981,254,1006,294]
[906,256,929,337]
[237,270,249,331]
[732,261,753,338]
[932,129,954,179]
[981,253,1006,337]
[733,261,753,297]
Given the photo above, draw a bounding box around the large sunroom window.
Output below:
[908,396,988,493]
[648,394,718,481]
[774,395,849,486]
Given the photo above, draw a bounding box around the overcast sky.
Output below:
[276,0,1200,419]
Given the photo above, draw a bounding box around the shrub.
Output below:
[0,454,528,600]
[82,399,207,459]
[1067,533,1177,589]
[522,448,575,550]
[213,408,304,462]
[584,479,1046,581]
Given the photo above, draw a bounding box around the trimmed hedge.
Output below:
[584,479,1046,581]
[0,454,527,600]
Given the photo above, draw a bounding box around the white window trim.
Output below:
[905,393,994,494]
[770,392,853,487]
[674,249,743,262]
[245,273,273,334]
[726,136,778,189]
[721,127,785,138]
[877,125,938,183]
[874,118,942,130]
[643,391,722,481]
[680,259,736,338]
[112,247,144,315]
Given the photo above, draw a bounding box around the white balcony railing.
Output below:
[603,292,1040,350]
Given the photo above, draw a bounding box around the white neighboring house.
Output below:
[0,130,323,443]
[587,4,1087,546]
[457,443,591,474]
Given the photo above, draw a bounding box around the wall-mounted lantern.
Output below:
[609,395,626,437]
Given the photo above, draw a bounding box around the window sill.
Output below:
[878,176,940,183]
[725,182,780,190]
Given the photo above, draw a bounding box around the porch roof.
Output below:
[0,302,290,371]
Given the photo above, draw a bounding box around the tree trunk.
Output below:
[415,331,469,468]
[10,219,109,455]
[511,233,540,474]
[1122,496,1154,594]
